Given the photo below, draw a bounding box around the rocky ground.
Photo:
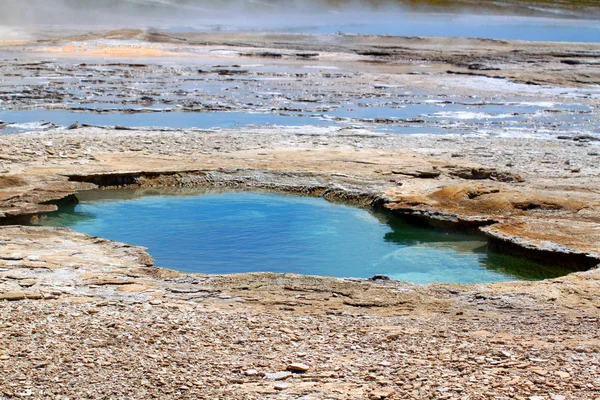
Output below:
[1,296,599,400]
[0,31,599,399]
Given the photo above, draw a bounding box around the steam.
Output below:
[0,0,596,40]
[0,0,419,40]
[0,0,399,28]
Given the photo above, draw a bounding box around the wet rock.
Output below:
[574,134,599,142]
[369,274,390,281]
[561,59,584,65]
[249,52,283,58]
[215,69,249,76]
[296,53,319,58]
[468,63,501,71]
[358,51,393,57]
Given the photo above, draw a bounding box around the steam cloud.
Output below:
[0,0,404,28]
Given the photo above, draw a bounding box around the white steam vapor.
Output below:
[0,0,396,27]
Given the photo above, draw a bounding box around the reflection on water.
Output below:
[0,109,334,131]
[35,189,572,283]
[1,99,595,137]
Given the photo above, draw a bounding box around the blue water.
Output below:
[2,100,594,136]
[68,103,176,111]
[328,103,541,121]
[290,14,600,43]
[0,109,334,130]
[165,13,600,43]
[38,190,571,283]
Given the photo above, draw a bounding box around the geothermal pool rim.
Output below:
[2,168,596,278]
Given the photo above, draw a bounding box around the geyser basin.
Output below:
[37,189,571,284]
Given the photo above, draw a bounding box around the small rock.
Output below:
[149,300,162,305]
[287,363,310,373]
[574,345,587,353]
[500,350,513,358]
[265,371,292,380]
[554,371,570,379]
[0,355,9,360]
[274,383,289,391]
[531,368,548,376]
[18,279,37,288]
[0,291,43,301]
[244,369,258,376]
